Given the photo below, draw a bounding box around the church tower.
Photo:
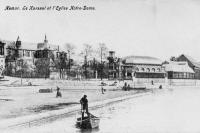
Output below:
[16,36,21,49]
[44,34,48,44]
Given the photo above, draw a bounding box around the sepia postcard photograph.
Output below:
[0,0,200,132]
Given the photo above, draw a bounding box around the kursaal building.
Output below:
[121,56,165,83]
[107,51,166,84]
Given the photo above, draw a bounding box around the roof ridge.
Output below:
[180,54,200,68]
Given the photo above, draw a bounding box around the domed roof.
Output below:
[122,55,163,65]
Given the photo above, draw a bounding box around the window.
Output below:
[26,51,30,57]
[141,68,145,72]
[135,67,139,72]
[157,68,161,72]
[152,68,155,72]
[0,47,3,55]
[183,73,187,78]
[147,68,150,72]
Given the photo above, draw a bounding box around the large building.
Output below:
[163,61,198,86]
[121,56,165,80]
[107,53,166,83]
[3,35,61,78]
[107,55,166,84]
[176,54,200,79]
[163,61,195,79]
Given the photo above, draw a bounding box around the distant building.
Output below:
[37,35,59,52]
[107,51,121,79]
[5,36,36,60]
[3,35,61,78]
[163,61,195,79]
[121,56,165,80]
[176,54,200,79]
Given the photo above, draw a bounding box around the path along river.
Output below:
[5,87,200,133]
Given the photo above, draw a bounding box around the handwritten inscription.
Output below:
[4,6,20,10]
[4,5,95,11]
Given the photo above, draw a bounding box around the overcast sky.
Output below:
[0,0,200,61]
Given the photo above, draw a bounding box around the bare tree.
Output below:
[98,43,108,80]
[80,44,93,79]
[65,43,75,73]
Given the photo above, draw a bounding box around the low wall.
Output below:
[123,78,200,86]
[135,78,166,84]
[168,79,200,86]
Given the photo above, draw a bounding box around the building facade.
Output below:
[107,51,121,79]
[163,61,195,79]
[121,56,165,81]
[163,61,198,86]
[176,54,200,79]
[3,35,61,78]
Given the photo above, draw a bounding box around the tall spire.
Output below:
[16,36,21,49]
[44,34,48,43]
[17,36,20,41]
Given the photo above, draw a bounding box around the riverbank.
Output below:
[3,86,200,133]
[0,89,151,130]
[0,76,155,129]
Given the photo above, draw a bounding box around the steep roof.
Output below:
[122,55,163,65]
[3,40,37,50]
[164,61,194,73]
[4,40,59,51]
[182,54,200,68]
[20,42,37,50]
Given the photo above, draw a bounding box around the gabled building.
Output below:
[176,54,200,79]
[5,36,36,61]
[3,35,61,78]
[163,61,195,79]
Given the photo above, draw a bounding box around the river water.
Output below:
[6,87,200,133]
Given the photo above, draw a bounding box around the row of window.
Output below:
[135,73,165,78]
[0,47,4,55]
[135,67,161,72]
[124,72,165,78]
[168,72,195,79]
[20,50,33,57]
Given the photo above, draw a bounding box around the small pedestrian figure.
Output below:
[151,80,154,85]
[127,84,130,91]
[80,95,89,118]
[124,82,127,91]
[28,82,32,86]
[101,86,104,94]
[159,85,162,89]
[56,86,62,98]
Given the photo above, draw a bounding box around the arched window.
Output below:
[157,68,161,72]
[141,68,145,72]
[135,67,139,72]
[147,68,150,72]
[152,68,155,72]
